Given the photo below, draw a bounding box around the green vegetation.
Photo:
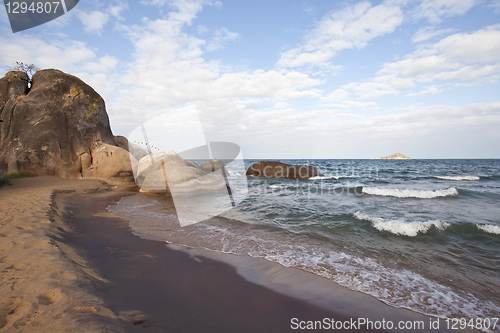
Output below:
[5,173,34,179]
[0,173,35,187]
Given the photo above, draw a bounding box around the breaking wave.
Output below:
[362,187,458,199]
[435,176,480,181]
[475,223,500,235]
[353,212,450,237]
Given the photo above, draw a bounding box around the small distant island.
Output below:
[379,153,410,160]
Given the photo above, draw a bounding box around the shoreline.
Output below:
[1,176,479,332]
[57,180,369,332]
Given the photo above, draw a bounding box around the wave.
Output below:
[309,175,354,180]
[354,212,450,237]
[435,176,480,181]
[362,187,458,199]
[475,223,500,235]
[169,222,499,322]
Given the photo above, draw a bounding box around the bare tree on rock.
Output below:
[9,61,40,88]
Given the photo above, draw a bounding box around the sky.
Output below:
[1,0,500,159]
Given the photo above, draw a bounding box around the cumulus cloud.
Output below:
[78,10,110,34]
[277,1,403,68]
[0,33,120,103]
[111,3,322,136]
[0,35,99,71]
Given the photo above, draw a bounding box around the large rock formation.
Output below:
[135,151,229,196]
[246,161,322,179]
[379,153,410,160]
[0,69,132,182]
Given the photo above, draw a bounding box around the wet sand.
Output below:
[56,183,367,332]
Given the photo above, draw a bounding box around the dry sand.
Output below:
[0,176,121,332]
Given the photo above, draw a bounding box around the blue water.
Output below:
[109,159,500,327]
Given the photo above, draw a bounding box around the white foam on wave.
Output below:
[192,224,499,322]
[475,223,500,235]
[362,186,458,199]
[354,212,450,237]
[435,176,480,181]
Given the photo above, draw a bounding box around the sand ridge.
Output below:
[0,176,120,332]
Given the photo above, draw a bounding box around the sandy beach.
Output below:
[0,176,121,332]
[0,176,478,332]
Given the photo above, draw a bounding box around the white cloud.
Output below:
[0,35,96,71]
[412,0,477,23]
[210,70,320,99]
[0,34,120,104]
[201,100,500,158]
[140,0,220,27]
[412,27,454,43]
[78,10,110,34]
[109,1,128,20]
[206,27,239,51]
[110,2,323,136]
[405,85,443,96]
[329,24,500,101]
[277,1,403,68]
[381,24,500,81]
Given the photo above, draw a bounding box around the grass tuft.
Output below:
[5,173,35,179]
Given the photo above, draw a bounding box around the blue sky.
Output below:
[1,0,500,158]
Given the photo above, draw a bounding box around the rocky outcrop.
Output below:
[0,71,29,112]
[246,161,322,179]
[200,159,228,174]
[136,151,229,196]
[0,69,134,181]
[380,153,410,160]
[80,143,136,183]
